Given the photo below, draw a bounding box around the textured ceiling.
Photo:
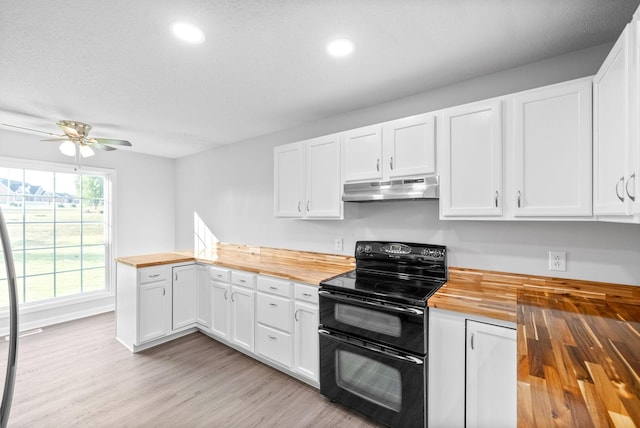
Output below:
[1,0,638,158]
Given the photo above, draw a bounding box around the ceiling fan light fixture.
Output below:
[171,21,206,44]
[59,140,77,157]
[80,145,95,158]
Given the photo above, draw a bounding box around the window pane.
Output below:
[25,223,54,248]
[55,173,79,198]
[55,223,81,247]
[57,271,81,297]
[24,199,54,222]
[7,223,23,250]
[83,223,104,245]
[83,246,105,269]
[83,199,104,222]
[83,268,105,292]
[57,203,81,222]
[11,251,24,278]
[56,247,81,271]
[25,274,54,301]
[25,249,54,276]
[0,168,23,195]
[2,204,22,222]
[24,170,54,196]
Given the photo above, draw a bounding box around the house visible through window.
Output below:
[0,162,111,306]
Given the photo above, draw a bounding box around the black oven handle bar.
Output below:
[318,289,424,316]
[318,329,424,365]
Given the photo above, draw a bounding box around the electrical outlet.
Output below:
[548,251,566,272]
[334,238,343,252]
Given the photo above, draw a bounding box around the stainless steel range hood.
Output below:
[342,176,439,202]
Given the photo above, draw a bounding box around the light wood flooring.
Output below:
[0,312,381,427]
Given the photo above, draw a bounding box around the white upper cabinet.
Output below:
[343,124,383,182]
[383,113,436,179]
[274,134,342,219]
[274,143,305,218]
[594,22,640,219]
[305,134,342,218]
[439,100,503,217]
[343,114,436,182]
[512,78,593,217]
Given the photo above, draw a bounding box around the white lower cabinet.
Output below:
[209,268,256,353]
[293,297,319,383]
[428,308,516,428]
[255,276,293,367]
[138,275,171,343]
[172,264,197,331]
[195,265,211,329]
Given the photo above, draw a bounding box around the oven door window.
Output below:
[335,303,401,337]
[336,349,402,412]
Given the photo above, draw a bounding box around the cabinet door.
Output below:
[428,308,466,428]
[196,266,211,329]
[343,124,383,182]
[294,301,319,383]
[274,142,305,217]
[172,265,196,330]
[466,321,517,428]
[138,281,169,344]
[439,100,503,217]
[383,113,436,179]
[210,281,230,339]
[305,134,342,218]
[594,26,631,215]
[513,79,592,216]
[231,286,255,352]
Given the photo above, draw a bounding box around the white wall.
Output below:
[175,43,640,286]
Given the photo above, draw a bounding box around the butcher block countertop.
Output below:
[115,243,355,285]
[431,267,640,427]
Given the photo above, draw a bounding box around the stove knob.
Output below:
[356,244,364,254]
[364,244,372,253]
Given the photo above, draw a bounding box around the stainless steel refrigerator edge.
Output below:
[0,207,19,427]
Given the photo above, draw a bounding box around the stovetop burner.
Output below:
[320,241,447,306]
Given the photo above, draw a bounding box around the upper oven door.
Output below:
[318,289,426,355]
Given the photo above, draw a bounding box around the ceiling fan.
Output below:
[2,120,131,164]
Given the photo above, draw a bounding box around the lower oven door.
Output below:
[319,289,426,355]
[319,328,426,428]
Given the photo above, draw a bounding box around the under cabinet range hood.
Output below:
[342,176,439,202]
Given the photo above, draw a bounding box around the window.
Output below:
[0,161,112,306]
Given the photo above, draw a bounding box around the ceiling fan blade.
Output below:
[2,123,64,137]
[89,142,117,151]
[92,137,132,147]
[41,138,69,142]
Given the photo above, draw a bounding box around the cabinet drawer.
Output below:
[257,276,292,298]
[231,271,255,288]
[255,324,292,368]
[256,293,292,332]
[295,283,318,304]
[138,267,168,284]
[209,266,230,282]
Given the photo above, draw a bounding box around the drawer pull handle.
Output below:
[302,293,312,297]
[269,286,278,290]
[268,335,277,340]
[149,274,160,278]
[269,303,278,307]
[239,279,246,283]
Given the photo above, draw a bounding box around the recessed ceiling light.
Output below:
[327,39,354,57]
[171,21,206,44]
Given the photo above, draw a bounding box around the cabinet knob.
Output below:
[294,309,299,322]
[517,191,521,208]
[307,201,310,212]
[470,333,475,350]
[390,157,394,170]
[616,176,625,202]
[376,158,380,172]
[224,290,228,300]
[626,173,636,202]
[495,190,499,208]
[231,292,236,302]
[297,201,302,212]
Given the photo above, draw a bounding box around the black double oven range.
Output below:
[319,241,447,428]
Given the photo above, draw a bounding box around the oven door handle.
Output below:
[319,329,424,365]
[318,289,424,316]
